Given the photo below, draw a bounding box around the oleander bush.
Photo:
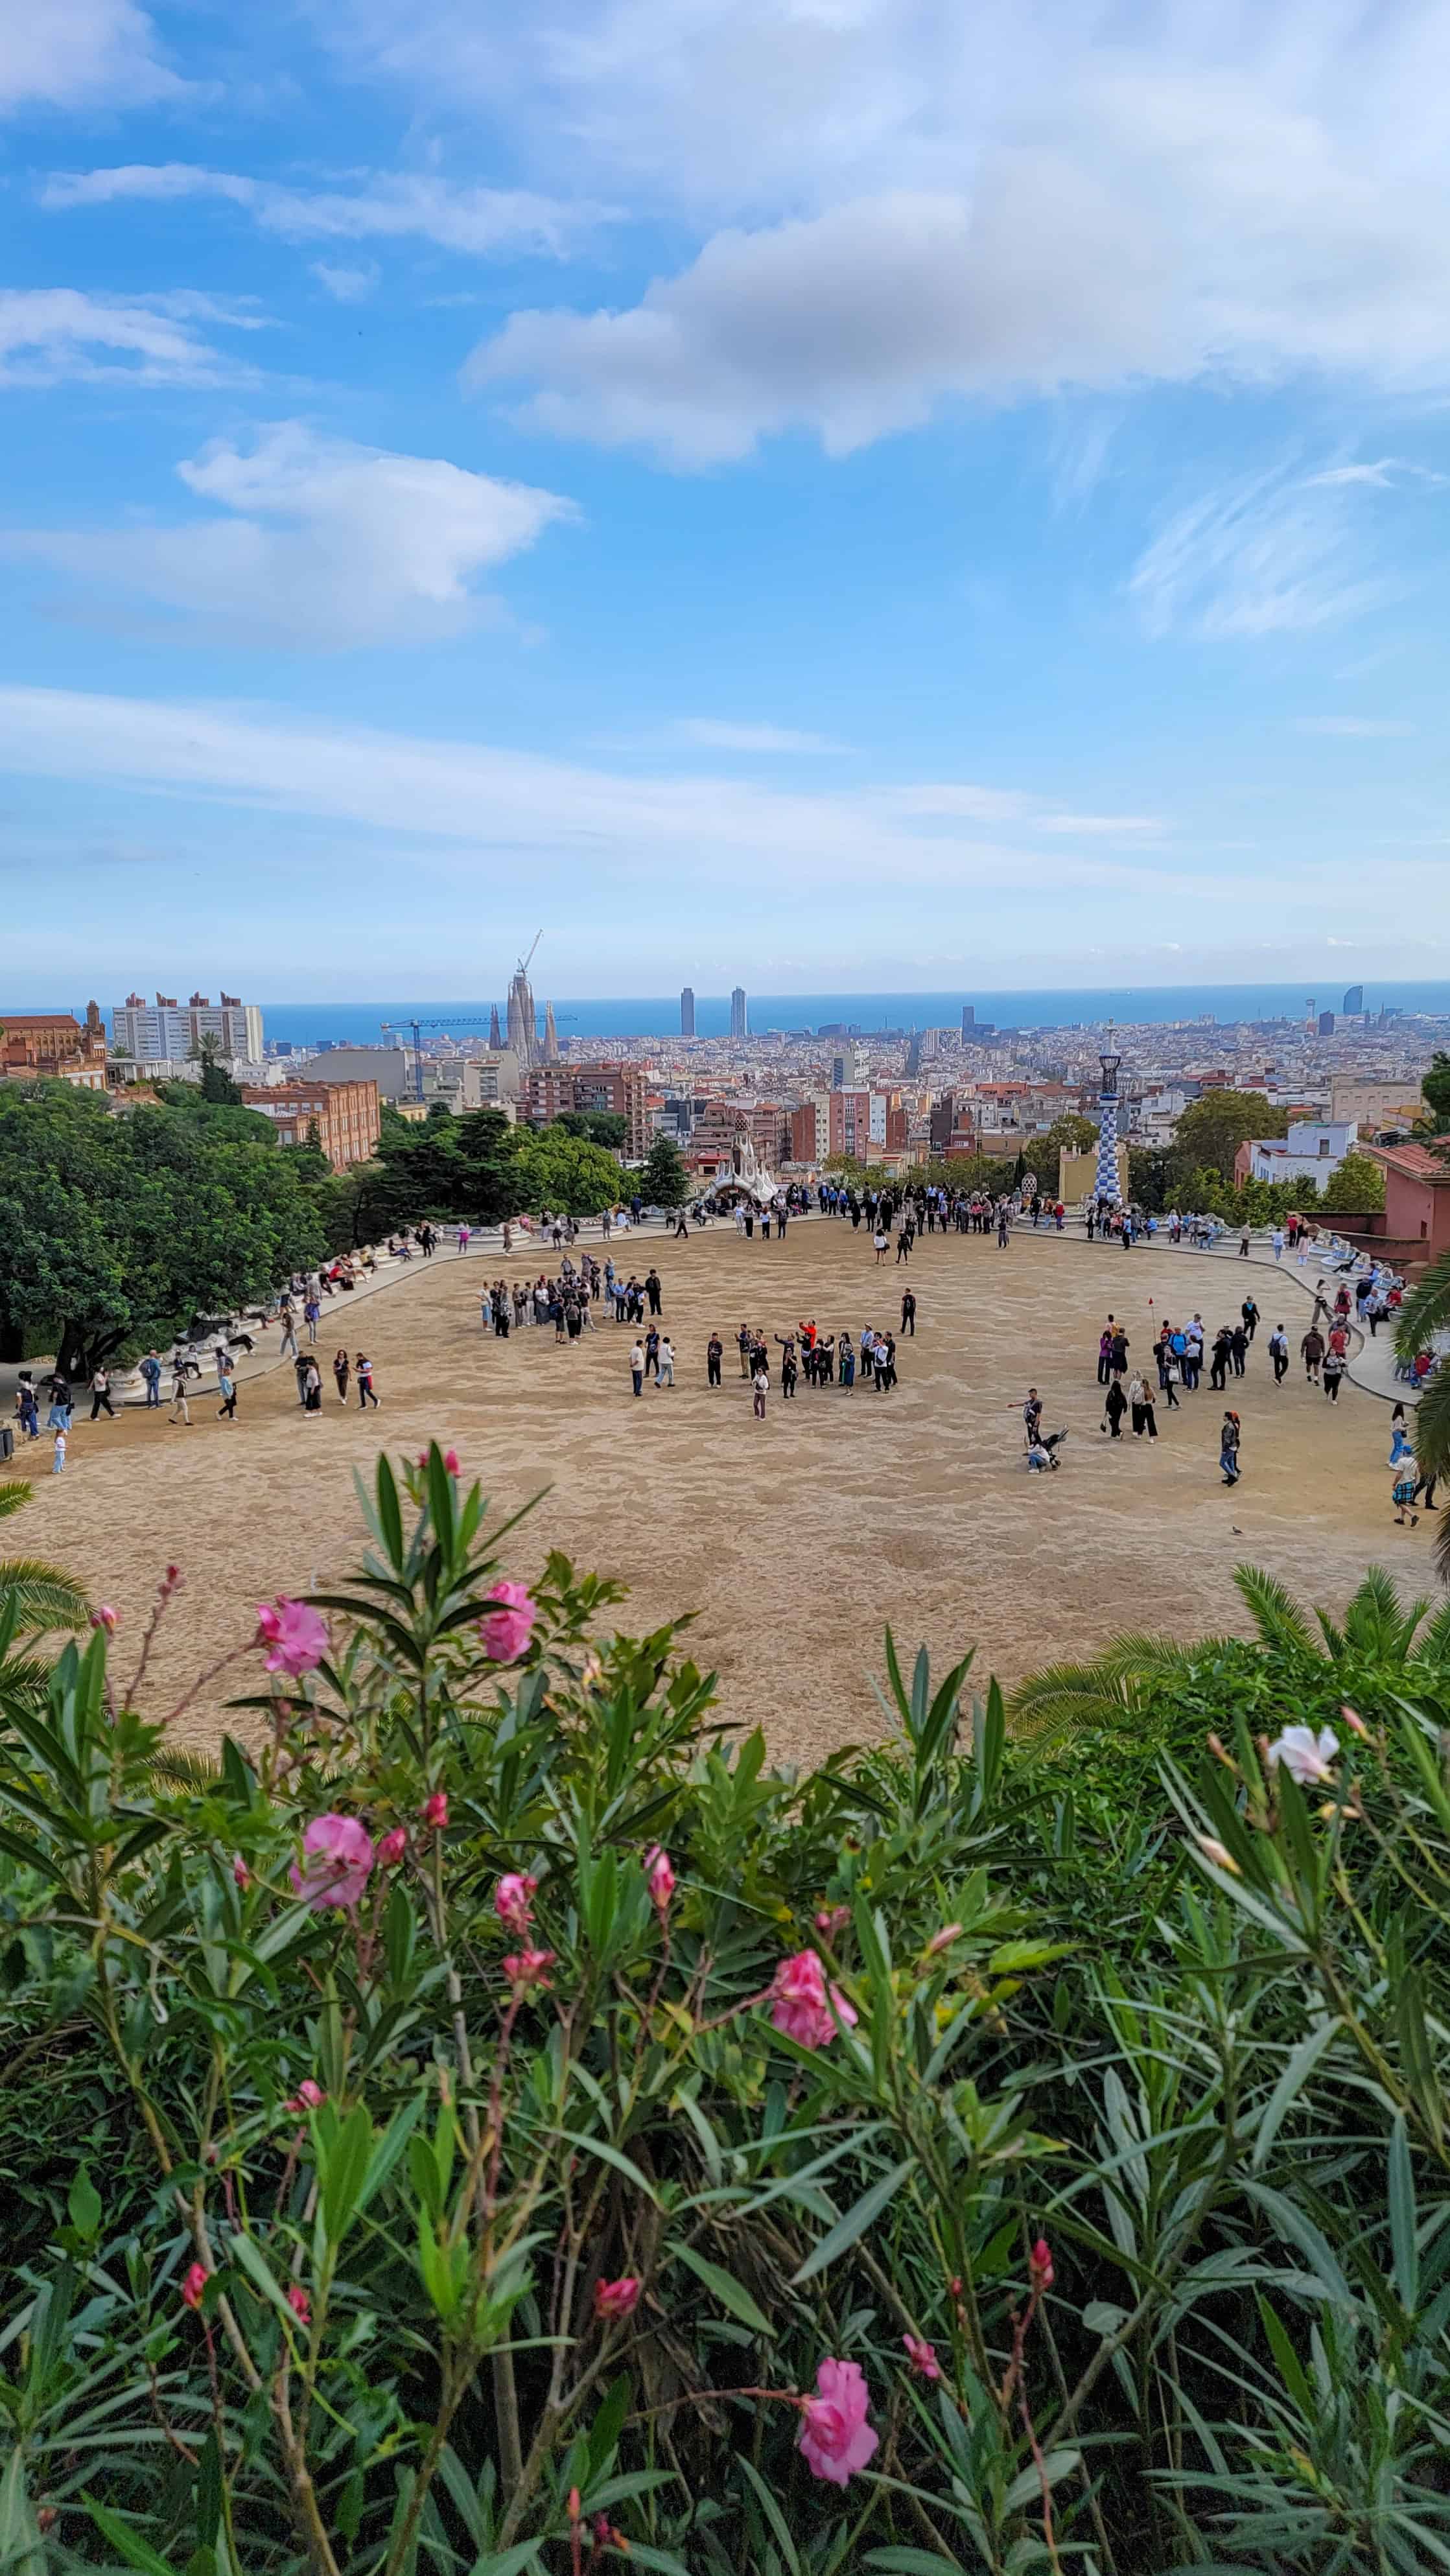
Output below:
[2,1453,1449,2575]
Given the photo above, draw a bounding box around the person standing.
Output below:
[303,1359,322,1411]
[1230,1323,1248,1379]
[737,1323,753,1379]
[629,1339,645,1397]
[839,1333,856,1390]
[458,1223,471,1255]
[1219,1411,1241,1485]
[333,1348,351,1405]
[140,1350,163,1409]
[1103,1379,1127,1438]
[656,1336,675,1388]
[752,1359,769,1419]
[1097,1326,1113,1387]
[51,1425,67,1475]
[1128,1372,1150,1438]
[1238,1224,1251,1258]
[356,1353,379,1408]
[706,1333,723,1387]
[873,1224,889,1262]
[89,1366,115,1421]
[1271,1227,1285,1263]
[900,1287,917,1337]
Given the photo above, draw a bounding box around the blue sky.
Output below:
[5,0,1450,1003]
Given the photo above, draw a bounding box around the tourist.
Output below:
[1096,1325,1113,1388]
[736,1323,753,1378]
[1322,1346,1345,1403]
[356,1353,379,1409]
[278,1302,299,1360]
[646,1268,663,1316]
[333,1349,351,1404]
[752,1358,769,1418]
[896,1226,911,1263]
[1102,1379,1127,1438]
[458,1223,471,1254]
[14,1377,38,1442]
[1239,1224,1251,1258]
[1110,1324,1129,1378]
[89,1365,115,1422]
[1210,1328,1232,1392]
[303,1359,322,1411]
[656,1335,675,1388]
[1393,1458,1420,1526]
[1219,1411,1242,1485]
[629,1339,644,1397]
[674,1207,689,1239]
[900,1287,917,1337]
[1268,1325,1289,1384]
[167,1361,192,1425]
[1241,1294,1259,1343]
[707,1332,723,1387]
[1128,1372,1158,1439]
[1272,1226,1285,1261]
[1300,1324,1325,1385]
[140,1350,163,1409]
[873,1224,889,1263]
[217,1363,238,1420]
[1412,1461,1440,1512]
[1230,1323,1248,1379]
[839,1333,856,1389]
[51,1425,66,1475]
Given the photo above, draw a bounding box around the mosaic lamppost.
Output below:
[1094,1039,1123,1208]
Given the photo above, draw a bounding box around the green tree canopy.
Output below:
[1170,1089,1289,1184]
[638,1134,689,1207]
[1318,1149,1386,1215]
[1036,1112,1099,1162]
[554,1108,627,1151]
[1420,1050,1450,1137]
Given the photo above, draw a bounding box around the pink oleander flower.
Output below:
[1195,1835,1241,1878]
[902,2333,941,2382]
[502,1947,556,1988]
[91,1604,119,1634]
[180,2262,208,2311]
[376,1827,408,1868]
[814,1905,850,1941]
[421,1791,449,1832]
[232,1855,250,1890]
[797,2358,879,2487]
[1340,1703,1370,1741]
[478,1580,538,1663]
[924,1923,964,1958]
[286,2078,325,2113]
[290,1813,375,1910]
[255,1598,329,1677]
[286,2284,312,2325]
[594,2276,642,2321]
[416,1447,462,1475]
[494,1871,538,1934]
[769,1950,859,2051]
[1267,1724,1339,1786]
[643,1844,675,1912]
[1029,2236,1055,2293]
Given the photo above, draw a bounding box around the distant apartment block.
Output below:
[1,1003,109,1085]
[113,990,264,1063]
[521,1060,651,1157]
[240,1077,380,1169]
[730,986,748,1038]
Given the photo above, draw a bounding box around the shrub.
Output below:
[2,1463,1449,2573]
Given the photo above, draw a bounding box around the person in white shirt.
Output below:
[629,1341,645,1396]
[655,1337,675,1387]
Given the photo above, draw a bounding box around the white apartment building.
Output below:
[113,991,264,1063]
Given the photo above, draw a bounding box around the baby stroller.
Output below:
[1026,1427,1070,1471]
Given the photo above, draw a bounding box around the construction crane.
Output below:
[380,1015,495,1104]
[517,929,543,979]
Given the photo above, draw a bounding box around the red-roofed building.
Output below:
[1365,1140,1450,1261]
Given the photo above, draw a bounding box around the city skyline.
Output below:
[5,6,1450,990]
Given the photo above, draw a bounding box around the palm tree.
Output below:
[1394,1248,1450,1577]
[0,1480,89,1633]
[1010,1562,1450,1742]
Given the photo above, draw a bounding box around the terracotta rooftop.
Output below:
[1368,1140,1450,1184]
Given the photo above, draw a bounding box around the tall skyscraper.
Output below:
[961,1004,975,1033]
[680,985,696,1036]
[730,986,747,1038]
[1342,984,1364,1016]
[506,959,538,1066]
[1318,1010,1336,1037]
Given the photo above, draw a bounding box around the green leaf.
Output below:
[1388,2114,1419,2315]
[791,2159,915,2286]
[320,2102,375,2247]
[736,2453,801,2576]
[556,2129,662,2206]
[866,2553,970,2574]
[229,2231,299,2328]
[85,2496,185,2575]
[194,2430,222,2555]
[375,1454,406,1572]
[1252,2020,1342,2171]
[672,2243,775,2337]
[464,2546,546,2576]
[67,2162,102,2241]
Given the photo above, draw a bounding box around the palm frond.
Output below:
[0,1556,90,1633]
[1419,1597,1450,1661]
[1232,1563,1316,1657]
[146,1750,221,1791]
[1395,1248,1450,1364]
[1411,1367,1450,1495]
[1342,1565,1423,1663]
[1313,1608,1346,1658]
[0,1481,33,1523]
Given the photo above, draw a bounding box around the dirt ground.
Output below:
[6,1224,1414,1766]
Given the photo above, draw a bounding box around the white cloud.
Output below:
[438,4,1450,460]
[1296,716,1415,736]
[1306,458,1449,489]
[673,718,843,753]
[310,261,379,303]
[880,784,1166,836]
[5,423,576,648]
[0,683,1193,900]
[1127,465,1397,641]
[43,164,596,259]
[0,0,180,113]
[0,288,254,389]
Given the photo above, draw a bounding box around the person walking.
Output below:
[1128,1372,1151,1438]
[1103,1378,1127,1438]
[140,1350,163,1409]
[278,1302,299,1361]
[752,1359,769,1419]
[303,1359,323,1411]
[1230,1323,1248,1379]
[1210,1328,1232,1393]
[457,1223,471,1255]
[656,1336,675,1388]
[1322,1347,1346,1403]
[333,1348,351,1405]
[167,1361,192,1425]
[356,1353,379,1409]
[217,1363,238,1420]
[89,1366,115,1421]
[706,1333,723,1388]
[1268,1325,1289,1384]
[1393,1458,1420,1526]
[1238,1224,1251,1258]
[1300,1324,1324,1385]
[1219,1411,1242,1485]
[1272,1227,1285,1262]
[629,1339,645,1397]
[1241,1294,1259,1343]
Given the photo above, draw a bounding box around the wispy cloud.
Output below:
[1295,716,1416,736]
[1306,458,1449,489]
[0,0,182,113]
[41,164,599,259]
[1128,464,1397,640]
[672,718,843,753]
[0,288,260,390]
[4,423,576,648]
[310,260,379,303]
